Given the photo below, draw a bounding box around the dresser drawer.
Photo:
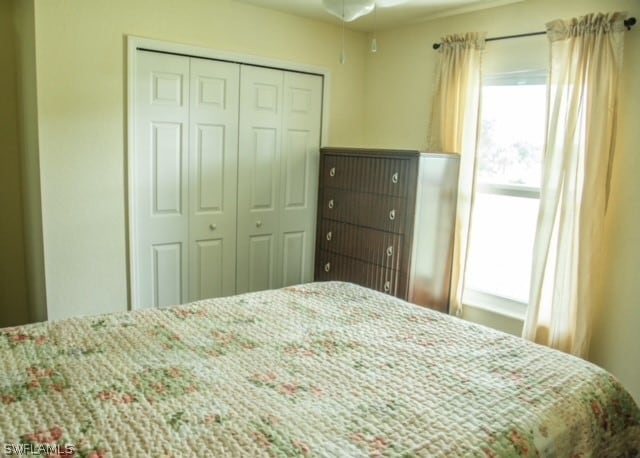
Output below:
[320,189,356,225]
[319,220,404,271]
[357,193,408,233]
[322,154,413,197]
[315,251,406,297]
[321,190,408,234]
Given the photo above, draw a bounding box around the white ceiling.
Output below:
[233,0,524,32]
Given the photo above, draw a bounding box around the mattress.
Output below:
[0,281,638,457]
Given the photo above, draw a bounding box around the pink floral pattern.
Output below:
[248,372,321,400]
[207,329,257,356]
[94,367,199,405]
[284,332,359,356]
[0,282,638,456]
[0,327,47,347]
[20,424,105,457]
[350,432,392,456]
[170,306,208,320]
[1,367,67,404]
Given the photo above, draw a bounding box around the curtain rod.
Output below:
[432,17,636,50]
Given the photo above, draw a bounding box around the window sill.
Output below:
[463,289,527,322]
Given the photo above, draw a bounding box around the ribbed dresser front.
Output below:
[314,149,418,298]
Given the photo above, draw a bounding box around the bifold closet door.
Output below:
[187,58,239,302]
[134,51,190,308]
[236,66,322,293]
[133,51,239,308]
[134,50,322,306]
[278,71,322,287]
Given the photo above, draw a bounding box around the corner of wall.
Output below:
[0,0,29,327]
[12,0,47,324]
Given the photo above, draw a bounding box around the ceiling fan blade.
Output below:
[376,0,412,7]
[322,0,375,22]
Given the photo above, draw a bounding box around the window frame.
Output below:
[462,70,546,319]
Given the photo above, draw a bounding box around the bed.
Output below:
[0,282,638,456]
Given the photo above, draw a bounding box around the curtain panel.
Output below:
[523,12,627,357]
[429,32,485,316]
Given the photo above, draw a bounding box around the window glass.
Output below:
[477,84,546,187]
[463,77,546,311]
[465,193,539,303]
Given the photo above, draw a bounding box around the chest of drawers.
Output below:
[314,147,459,313]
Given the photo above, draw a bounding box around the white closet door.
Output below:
[236,66,283,293]
[188,58,239,301]
[278,72,322,286]
[237,66,323,293]
[133,50,324,305]
[134,51,190,308]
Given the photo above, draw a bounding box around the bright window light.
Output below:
[477,84,545,187]
[465,193,539,303]
[463,79,546,315]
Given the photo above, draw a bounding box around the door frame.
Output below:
[126,35,330,309]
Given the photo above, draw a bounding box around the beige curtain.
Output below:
[523,12,627,357]
[429,32,485,316]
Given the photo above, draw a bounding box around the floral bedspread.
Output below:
[0,281,638,457]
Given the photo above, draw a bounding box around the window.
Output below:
[463,71,546,318]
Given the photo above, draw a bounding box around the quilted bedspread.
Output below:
[1,282,639,457]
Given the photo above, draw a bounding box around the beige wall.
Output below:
[590,16,640,403]
[0,0,29,327]
[363,0,640,402]
[31,0,368,320]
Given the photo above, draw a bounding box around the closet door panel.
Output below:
[134,51,190,308]
[152,123,183,213]
[278,72,322,286]
[248,235,276,292]
[237,66,283,293]
[282,231,306,286]
[188,58,240,301]
[194,124,225,210]
[194,239,224,299]
[152,243,183,307]
[250,127,279,209]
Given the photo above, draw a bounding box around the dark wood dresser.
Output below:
[314,147,460,313]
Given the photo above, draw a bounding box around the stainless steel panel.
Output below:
[407,154,460,314]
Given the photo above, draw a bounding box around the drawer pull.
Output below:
[386,246,393,256]
[326,231,332,241]
[384,281,391,292]
[209,223,217,231]
[329,167,336,177]
[256,220,263,228]
[324,262,331,272]
[328,199,334,209]
[392,172,399,184]
[389,209,396,221]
